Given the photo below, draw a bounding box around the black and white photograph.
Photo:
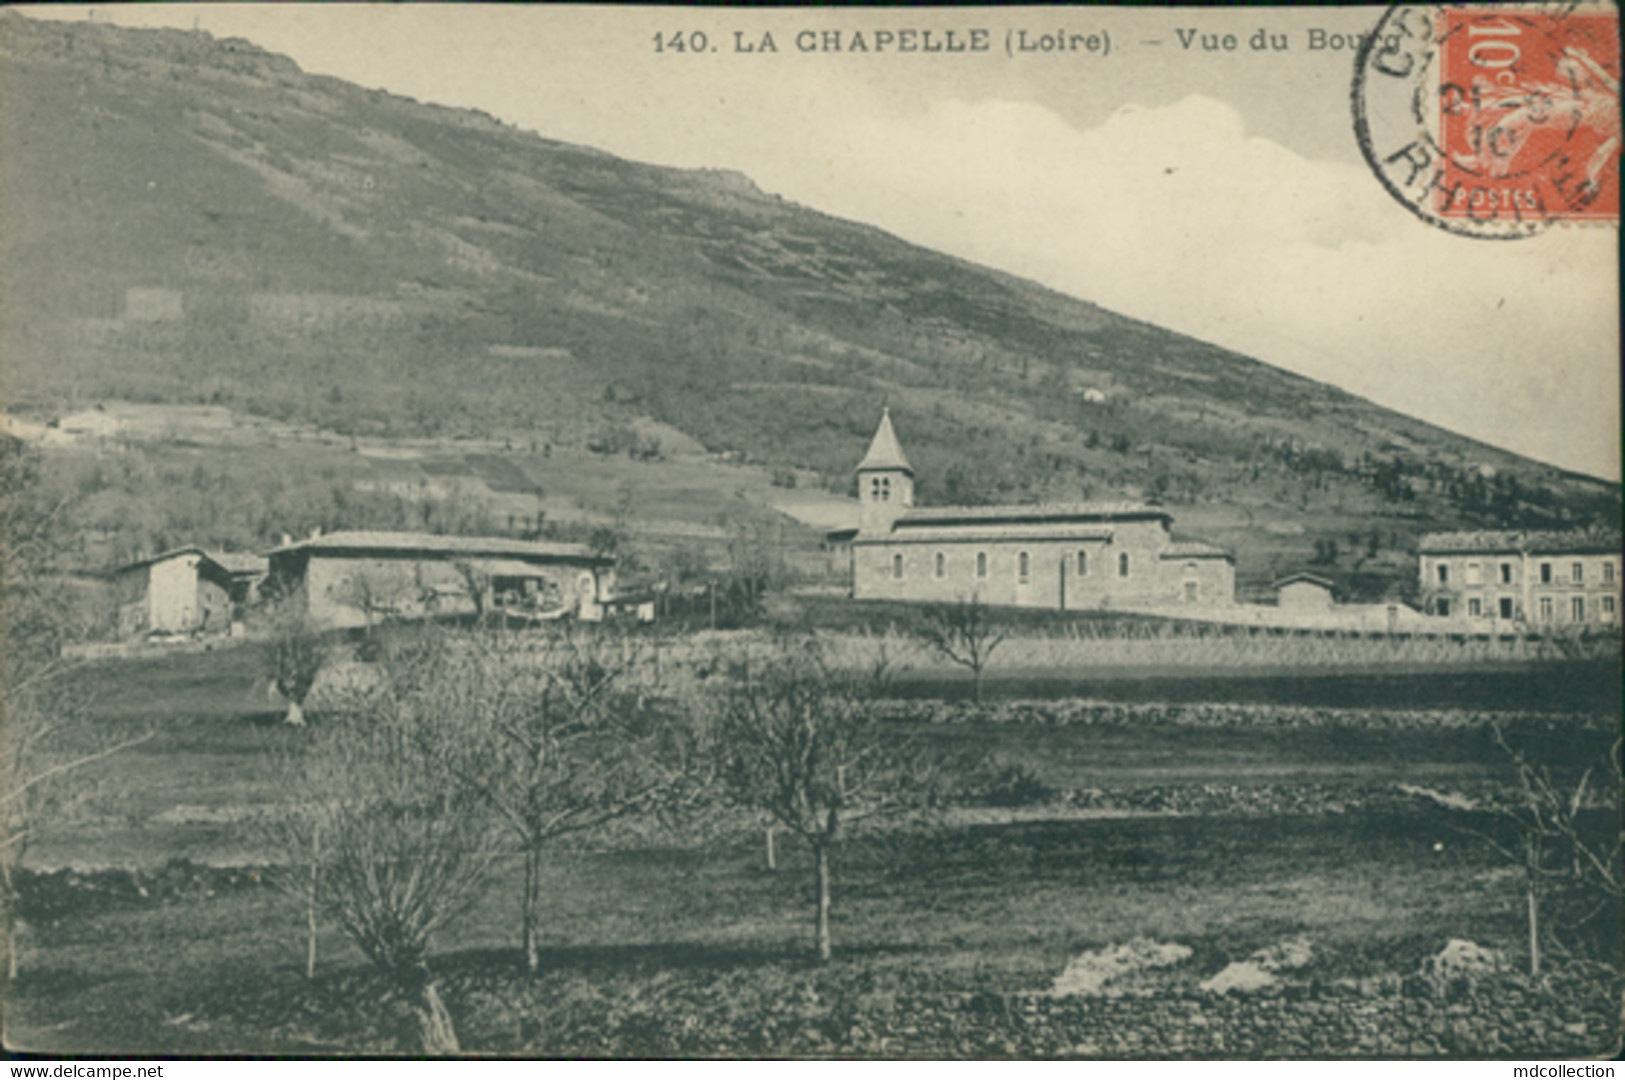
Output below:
[1,2,1620,1061]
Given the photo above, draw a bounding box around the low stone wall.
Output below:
[873,698,1613,732]
[903,974,1619,1058]
[447,963,1622,1058]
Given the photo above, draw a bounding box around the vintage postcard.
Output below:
[1,2,1619,1062]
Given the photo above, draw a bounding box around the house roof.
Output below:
[212,552,269,577]
[1418,528,1622,557]
[855,408,913,476]
[116,547,233,578]
[265,530,611,564]
[857,524,1117,545]
[474,558,561,579]
[1160,540,1234,562]
[851,500,1176,544]
[895,502,1171,527]
[1273,572,1337,590]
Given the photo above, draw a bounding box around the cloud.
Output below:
[766,95,1620,479]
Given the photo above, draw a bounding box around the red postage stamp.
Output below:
[1355,4,1620,236]
[1435,8,1620,224]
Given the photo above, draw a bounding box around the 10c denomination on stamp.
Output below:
[1354,4,1620,238]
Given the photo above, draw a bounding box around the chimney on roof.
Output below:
[280,533,292,547]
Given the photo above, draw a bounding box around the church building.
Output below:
[829,410,1234,610]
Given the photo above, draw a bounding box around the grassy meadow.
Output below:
[5,625,1620,1056]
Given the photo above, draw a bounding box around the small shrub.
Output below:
[970,759,1054,808]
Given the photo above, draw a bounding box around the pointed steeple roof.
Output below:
[856,408,913,475]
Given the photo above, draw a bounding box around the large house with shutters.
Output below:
[1417,529,1621,626]
[827,410,1234,609]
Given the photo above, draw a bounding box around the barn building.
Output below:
[829,410,1234,609]
[114,547,236,638]
[1418,529,1621,625]
[264,531,616,630]
[1274,572,1337,613]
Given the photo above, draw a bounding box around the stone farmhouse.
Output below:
[114,547,236,638]
[264,530,615,630]
[1418,528,1622,626]
[828,410,1234,609]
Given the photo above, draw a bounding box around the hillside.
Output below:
[1,12,1616,598]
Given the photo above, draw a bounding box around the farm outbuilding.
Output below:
[1274,573,1337,613]
[114,547,236,639]
[264,530,616,630]
[213,552,269,607]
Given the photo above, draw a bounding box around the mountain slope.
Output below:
[1,11,1616,551]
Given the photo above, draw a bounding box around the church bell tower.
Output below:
[856,408,914,534]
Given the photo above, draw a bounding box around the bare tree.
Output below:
[1,439,151,979]
[916,594,1007,702]
[1405,723,1622,975]
[461,627,706,974]
[1486,725,1622,975]
[450,560,492,626]
[279,635,499,1052]
[333,564,425,637]
[2,689,150,980]
[711,639,940,962]
[269,612,328,726]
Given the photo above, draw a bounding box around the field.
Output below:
[4,636,1621,1057]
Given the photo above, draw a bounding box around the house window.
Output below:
[975,552,987,579]
[1077,550,1088,577]
[892,553,904,580]
[1571,562,1584,584]
[1572,596,1587,622]
[1118,552,1130,578]
[1539,596,1553,621]
[1184,581,1199,602]
[1017,551,1030,584]
[934,552,946,579]
[1603,561,1615,584]
[1465,563,1481,585]
[1499,562,1513,584]
[1436,563,1449,584]
[1603,595,1616,619]
[1499,597,1514,619]
[1540,562,1552,584]
[1437,598,1451,617]
[1468,598,1482,617]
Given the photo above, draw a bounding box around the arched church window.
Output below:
[934,552,946,579]
[1077,551,1088,576]
[975,552,988,579]
[892,553,904,580]
[1017,551,1031,583]
[1118,552,1131,577]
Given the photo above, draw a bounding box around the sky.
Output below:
[29,5,1623,480]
